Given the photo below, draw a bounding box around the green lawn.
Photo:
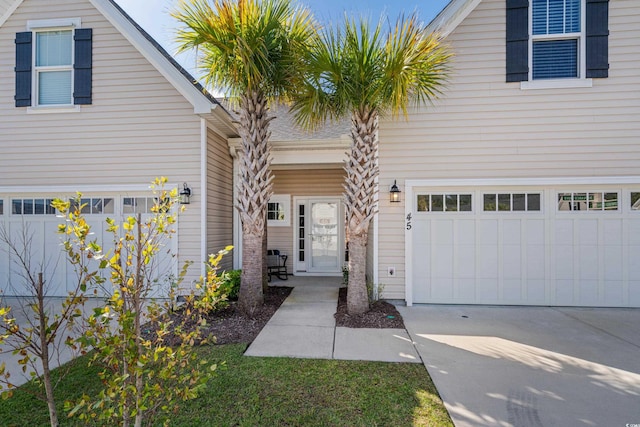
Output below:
[0,344,452,427]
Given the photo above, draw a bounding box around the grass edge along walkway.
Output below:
[0,343,453,427]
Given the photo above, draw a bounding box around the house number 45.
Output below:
[406,213,412,230]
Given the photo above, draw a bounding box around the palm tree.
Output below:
[291,14,451,315]
[173,0,317,315]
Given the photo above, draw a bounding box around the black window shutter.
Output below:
[14,32,32,107]
[506,0,529,82]
[586,0,609,78]
[74,28,93,105]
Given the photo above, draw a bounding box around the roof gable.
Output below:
[427,0,483,38]
[0,0,229,117]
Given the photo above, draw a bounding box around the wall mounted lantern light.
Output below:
[390,180,401,203]
[180,183,192,205]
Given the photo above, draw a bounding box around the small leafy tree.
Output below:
[0,202,103,427]
[63,178,221,427]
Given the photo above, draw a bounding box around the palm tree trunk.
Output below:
[236,91,274,316]
[346,233,369,314]
[344,107,379,315]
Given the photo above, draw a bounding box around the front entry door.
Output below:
[309,201,340,272]
[294,198,344,274]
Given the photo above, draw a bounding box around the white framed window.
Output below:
[416,194,472,213]
[483,193,541,212]
[0,200,4,215]
[35,29,73,105]
[26,18,81,109]
[267,195,291,226]
[557,191,618,211]
[11,198,57,215]
[530,0,584,81]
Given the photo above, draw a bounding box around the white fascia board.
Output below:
[201,105,238,138]
[406,176,640,188]
[0,0,21,27]
[90,0,213,115]
[273,150,346,165]
[0,184,160,194]
[228,137,349,165]
[427,0,482,38]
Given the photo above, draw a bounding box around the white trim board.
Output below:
[406,176,640,188]
[0,184,155,194]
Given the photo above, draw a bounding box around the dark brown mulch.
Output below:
[151,286,292,346]
[334,287,405,329]
[202,286,292,344]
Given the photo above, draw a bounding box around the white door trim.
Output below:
[293,196,344,276]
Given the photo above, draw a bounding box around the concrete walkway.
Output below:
[245,276,420,363]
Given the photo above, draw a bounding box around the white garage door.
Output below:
[410,187,640,307]
[0,196,176,297]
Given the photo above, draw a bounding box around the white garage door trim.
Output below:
[405,176,640,307]
[0,187,180,297]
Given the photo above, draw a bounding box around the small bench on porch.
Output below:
[267,250,288,281]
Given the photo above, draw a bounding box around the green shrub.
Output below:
[220,269,241,301]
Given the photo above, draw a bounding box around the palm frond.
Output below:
[173,0,318,99]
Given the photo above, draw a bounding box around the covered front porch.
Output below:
[228,105,357,278]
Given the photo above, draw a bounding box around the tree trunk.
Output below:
[239,232,264,316]
[235,91,274,316]
[37,273,59,427]
[346,233,369,314]
[343,107,379,315]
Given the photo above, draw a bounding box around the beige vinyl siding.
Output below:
[206,126,234,271]
[268,168,344,259]
[378,0,640,299]
[0,0,205,285]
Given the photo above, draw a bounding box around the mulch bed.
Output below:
[200,286,292,344]
[150,286,292,346]
[334,287,405,329]
[153,285,405,346]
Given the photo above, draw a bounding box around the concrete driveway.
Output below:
[0,297,109,388]
[398,305,640,427]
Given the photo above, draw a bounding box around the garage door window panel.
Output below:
[557,192,618,211]
[11,198,56,215]
[417,194,472,213]
[483,193,541,212]
[69,197,114,214]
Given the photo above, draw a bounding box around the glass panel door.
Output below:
[309,201,340,272]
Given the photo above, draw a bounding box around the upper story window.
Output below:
[506,0,609,87]
[15,19,92,109]
[35,29,74,105]
[531,0,582,80]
